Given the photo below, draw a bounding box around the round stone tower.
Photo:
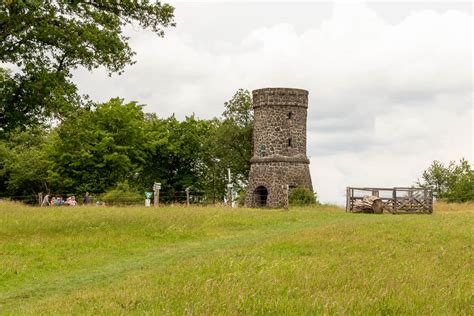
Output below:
[245,87,313,208]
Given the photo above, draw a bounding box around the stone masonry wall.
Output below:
[253,105,307,158]
[247,162,313,208]
[246,88,313,208]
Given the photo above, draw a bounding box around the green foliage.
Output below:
[289,187,318,206]
[419,160,449,198]
[47,98,147,194]
[0,88,255,204]
[139,114,216,202]
[101,181,143,205]
[222,88,253,127]
[0,129,51,199]
[235,190,246,207]
[0,0,175,133]
[0,66,80,134]
[418,159,474,202]
[444,159,474,202]
[206,89,253,196]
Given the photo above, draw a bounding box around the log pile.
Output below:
[353,195,384,214]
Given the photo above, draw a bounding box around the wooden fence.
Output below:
[346,187,433,214]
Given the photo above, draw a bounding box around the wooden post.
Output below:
[407,189,413,211]
[346,187,351,212]
[227,185,232,207]
[430,189,433,213]
[153,182,161,207]
[283,184,289,211]
[156,188,160,207]
[425,188,431,213]
[227,168,233,207]
[351,188,354,211]
[426,189,433,213]
[392,188,397,214]
[185,187,190,207]
[38,192,43,207]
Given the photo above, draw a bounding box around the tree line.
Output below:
[0,90,253,203]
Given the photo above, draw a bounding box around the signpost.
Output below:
[153,182,161,207]
[227,168,233,207]
[145,191,153,207]
[185,187,190,207]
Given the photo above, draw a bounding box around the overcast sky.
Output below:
[74,1,473,204]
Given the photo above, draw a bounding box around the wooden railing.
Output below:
[346,187,433,214]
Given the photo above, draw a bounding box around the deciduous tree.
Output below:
[418,159,474,202]
[0,0,175,133]
[209,89,253,192]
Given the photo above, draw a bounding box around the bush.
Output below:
[101,181,143,205]
[289,187,318,206]
[236,190,246,207]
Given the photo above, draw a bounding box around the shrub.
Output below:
[101,181,143,205]
[236,190,246,207]
[289,187,318,206]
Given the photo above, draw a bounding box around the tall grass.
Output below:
[0,201,472,314]
[434,201,474,213]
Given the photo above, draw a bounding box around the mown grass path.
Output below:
[0,202,473,314]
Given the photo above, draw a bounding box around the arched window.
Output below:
[288,111,292,119]
[288,138,292,147]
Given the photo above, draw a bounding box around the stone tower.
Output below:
[245,88,313,208]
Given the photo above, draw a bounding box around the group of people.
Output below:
[41,192,93,207]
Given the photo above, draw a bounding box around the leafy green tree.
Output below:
[0,0,175,133]
[418,159,474,202]
[0,128,51,200]
[0,66,79,135]
[47,98,147,194]
[140,115,215,202]
[209,89,253,191]
[0,139,10,194]
[445,159,474,202]
[222,89,254,127]
[137,89,253,203]
[418,160,450,198]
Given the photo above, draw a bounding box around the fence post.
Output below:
[425,188,433,213]
[156,188,160,207]
[345,187,351,212]
[284,184,289,211]
[392,188,397,213]
[185,187,190,207]
[153,182,161,207]
[227,168,233,207]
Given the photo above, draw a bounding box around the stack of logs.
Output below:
[353,196,384,214]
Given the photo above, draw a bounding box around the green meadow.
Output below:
[0,201,472,314]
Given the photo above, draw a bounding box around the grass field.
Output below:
[0,201,473,314]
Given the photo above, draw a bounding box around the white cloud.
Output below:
[73,2,472,204]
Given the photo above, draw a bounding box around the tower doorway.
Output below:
[254,186,268,207]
